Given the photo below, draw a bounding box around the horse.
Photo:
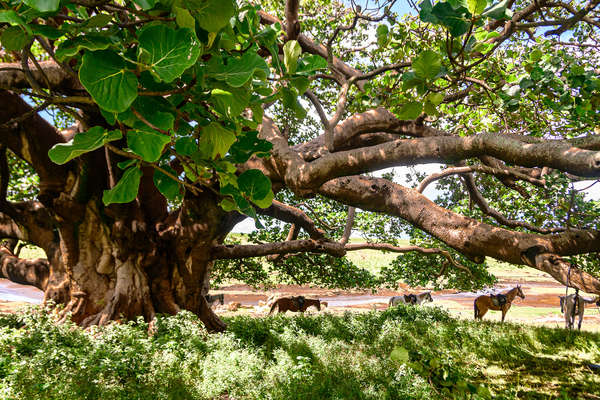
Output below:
[559,294,600,330]
[474,285,524,322]
[205,293,224,308]
[389,292,433,307]
[268,296,321,314]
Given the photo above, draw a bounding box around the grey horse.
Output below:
[559,294,600,330]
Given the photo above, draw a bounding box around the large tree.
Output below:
[0,0,599,331]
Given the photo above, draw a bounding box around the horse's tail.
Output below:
[473,299,479,319]
[269,301,278,315]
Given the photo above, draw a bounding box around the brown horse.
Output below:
[474,285,525,322]
[268,296,321,314]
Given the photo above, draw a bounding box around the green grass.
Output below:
[0,305,598,400]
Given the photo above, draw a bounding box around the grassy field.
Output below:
[0,304,598,400]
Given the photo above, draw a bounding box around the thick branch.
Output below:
[211,239,345,259]
[340,206,355,245]
[0,247,49,291]
[285,0,300,40]
[0,61,82,92]
[256,200,326,239]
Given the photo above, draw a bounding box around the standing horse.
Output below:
[269,296,321,314]
[559,294,600,330]
[389,292,433,307]
[474,285,525,322]
[205,294,224,308]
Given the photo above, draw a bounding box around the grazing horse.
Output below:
[389,292,434,307]
[559,294,600,330]
[474,285,525,322]
[268,296,321,314]
[205,293,224,307]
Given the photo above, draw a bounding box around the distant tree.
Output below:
[0,0,599,331]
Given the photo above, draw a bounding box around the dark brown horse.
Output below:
[474,285,525,322]
[268,296,321,314]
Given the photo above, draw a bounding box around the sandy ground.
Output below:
[1,277,600,331]
[209,279,600,332]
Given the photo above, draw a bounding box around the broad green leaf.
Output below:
[1,26,32,51]
[197,122,236,159]
[23,0,60,12]
[207,52,270,87]
[219,197,238,212]
[390,346,410,363]
[117,159,137,170]
[283,40,302,74]
[252,189,274,208]
[377,24,389,47]
[228,130,272,163]
[296,54,327,74]
[191,0,235,33]
[153,167,182,201]
[30,24,65,39]
[467,0,487,15]
[79,50,138,113]
[0,10,25,26]
[80,14,113,29]
[481,0,513,20]
[238,169,271,201]
[419,0,440,24]
[130,96,175,131]
[211,87,249,119]
[426,92,445,106]
[432,2,471,37]
[281,87,307,119]
[397,101,423,120]
[102,166,143,205]
[55,35,113,61]
[174,7,196,30]
[133,0,157,10]
[175,137,197,156]
[412,50,442,80]
[289,75,310,94]
[127,129,171,162]
[138,25,200,83]
[48,127,122,165]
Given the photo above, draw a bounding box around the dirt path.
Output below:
[211,280,600,332]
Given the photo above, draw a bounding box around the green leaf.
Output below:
[296,55,327,74]
[432,2,471,37]
[102,166,143,205]
[79,50,138,113]
[413,50,442,80]
[55,35,113,61]
[252,189,274,208]
[197,122,236,159]
[289,76,310,94]
[467,0,487,15]
[281,87,307,119]
[29,24,65,39]
[207,52,270,87]
[23,0,60,12]
[133,0,157,10]
[0,10,26,26]
[190,0,235,33]
[174,7,196,30]
[175,137,197,156]
[211,87,249,119]
[127,129,171,162]
[481,0,513,20]
[426,92,445,106]
[48,127,122,165]
[153,167,182,201]
[130,96,175,131]
[238,169,271,201]
[227,130,272,163]
[397,101,423,120]
[138,25,200,83]
[390,346,410,363]
[1,26,32,51]
[283,40,302,74]
[419,0,440,23]
[117,159,137,170]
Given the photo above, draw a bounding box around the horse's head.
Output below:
[516,285,525,299]
[425,292,433,302]
[559,296,565,313]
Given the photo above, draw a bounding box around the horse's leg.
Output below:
[578,307,584,330]
[501,303,511,322]
[478,307,488,320]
